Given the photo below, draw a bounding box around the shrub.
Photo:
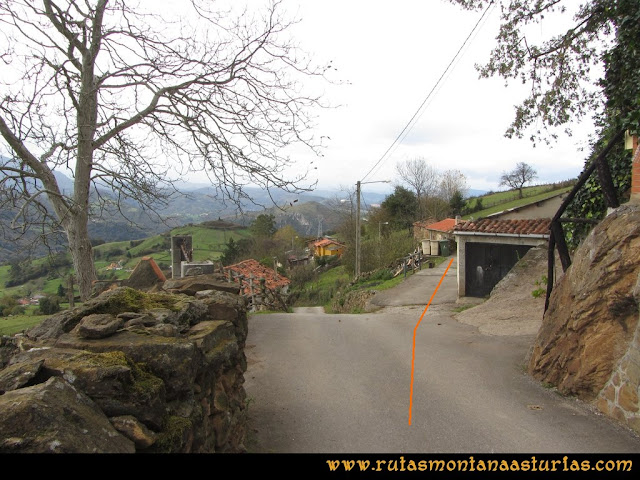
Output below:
[288,264,317,288]
[10,305,26,315]
[0,295,19,317]
[38,296,61,315]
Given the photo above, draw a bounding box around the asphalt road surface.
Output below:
[243,259,640,454]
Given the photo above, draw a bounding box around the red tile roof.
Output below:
[412,218,437,229]
[311,238,344,248]
[140,256,167,282]
[224,259,290,295]
[422,218,457,233]
[454,218,551,236]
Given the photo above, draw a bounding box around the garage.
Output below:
[464,242,534,297]
[453,218,550,298]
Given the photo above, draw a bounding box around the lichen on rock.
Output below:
[0,278,249,453]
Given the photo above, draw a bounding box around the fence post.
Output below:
[249,274,255,308]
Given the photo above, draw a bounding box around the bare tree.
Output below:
[438,169,468,203]
[329,185,357,241]
[499,162,538,199]
[395,157,439,219]
[0,0,329,299]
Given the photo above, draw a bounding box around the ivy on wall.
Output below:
[563,137,632,249]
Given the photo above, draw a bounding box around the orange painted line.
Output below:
[408,258,454,426]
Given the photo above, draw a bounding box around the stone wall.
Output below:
[0,276,249,453]
[528,203,640,434]
[595,273,640,433]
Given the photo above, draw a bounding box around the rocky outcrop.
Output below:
[595,273,640,433]
[0,281,249,453]
[528,203,640,433]
[1,377,136,453]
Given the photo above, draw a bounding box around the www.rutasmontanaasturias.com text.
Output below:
[325,455,633,473]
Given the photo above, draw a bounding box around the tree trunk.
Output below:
[68,8,102,301]
[66,211,97,301]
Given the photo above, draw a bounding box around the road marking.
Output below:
[408,258,454,426]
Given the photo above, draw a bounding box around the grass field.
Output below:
[0,314,48,336]
[168,225,251,262]
[463,186,572,220]
[465,184,566,209]
[314,265,351,290]
[0,265,10,292]
[0,224,252,301]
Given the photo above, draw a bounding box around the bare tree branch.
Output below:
[0,0,333,299]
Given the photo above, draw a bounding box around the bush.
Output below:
[5,253,72,288]
[315,255,340,268]
[288,264,317,288]
[0,295,19,317]
[38,296,61,315]
[365,268,394,282]
[10,305,26,315]
[108,247,125,257]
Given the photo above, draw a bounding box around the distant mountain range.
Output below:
[0,168,487,263]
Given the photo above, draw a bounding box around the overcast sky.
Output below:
[275,0,598,195]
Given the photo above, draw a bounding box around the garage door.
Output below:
[465,242,532,297]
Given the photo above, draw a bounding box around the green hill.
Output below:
[0,222,251,300]
[462,182,575,220]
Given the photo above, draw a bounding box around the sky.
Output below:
[272,0,598,195]
[2,0,599,199]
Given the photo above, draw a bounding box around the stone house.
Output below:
[413,217,458,242]
[413,217,460,256]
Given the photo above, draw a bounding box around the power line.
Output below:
[361,1,495,182]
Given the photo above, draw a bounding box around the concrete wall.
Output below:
[171,235,193,279]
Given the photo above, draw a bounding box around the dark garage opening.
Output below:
[465,242,533,297]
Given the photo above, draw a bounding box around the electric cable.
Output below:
[361,1,495,182]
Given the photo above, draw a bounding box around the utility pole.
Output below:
[355,179,390,281]
[356,181,361,280]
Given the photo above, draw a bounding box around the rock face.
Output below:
[1,377,136,453]
[0,280,249,453]
[528,203,640,433]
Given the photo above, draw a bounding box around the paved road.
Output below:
[243,258,640,453]
[369,257,459,307]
